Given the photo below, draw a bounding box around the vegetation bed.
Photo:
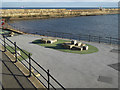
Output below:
[32,39,98,54]
[6,46,32,61]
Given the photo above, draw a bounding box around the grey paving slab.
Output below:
[7,34,119,88]
[0,50,36,89]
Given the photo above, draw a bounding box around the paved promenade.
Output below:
[0,46,36,89]
[6,34,119,88]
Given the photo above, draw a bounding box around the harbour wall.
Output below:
[0,9,119,20]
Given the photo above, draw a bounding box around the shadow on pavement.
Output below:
[1,51,36,89]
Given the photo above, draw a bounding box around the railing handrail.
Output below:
[0,35,66,90]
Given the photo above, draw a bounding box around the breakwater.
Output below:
[0,9,119,20]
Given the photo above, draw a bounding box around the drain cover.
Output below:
[98,76,113,84]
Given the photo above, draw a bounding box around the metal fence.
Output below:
[32,30,120,45]
[6,23,120,45]
[0,35,66,90]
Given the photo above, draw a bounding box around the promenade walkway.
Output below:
[0,47,36,89]
[8,34,118,88]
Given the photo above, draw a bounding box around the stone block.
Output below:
[71,40,77,45]
[83,46,89,50]
[41,38,57,44]
[47,39,57,44]
[75,42,82,46]
[81,44,86,47]
[71,46,83,51]
[13,50,21,57]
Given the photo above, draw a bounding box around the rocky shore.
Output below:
[0,8,119,20]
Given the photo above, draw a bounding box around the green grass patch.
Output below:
[6,46,32,61]
[32,39,98,54]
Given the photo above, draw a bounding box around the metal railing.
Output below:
[36,30,120,45]
[0,35,66,90]
[6,23,120,45]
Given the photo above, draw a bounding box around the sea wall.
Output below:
[0,9,119,20]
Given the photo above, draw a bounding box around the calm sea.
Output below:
[9,14,118,38]
[2,7,118,9]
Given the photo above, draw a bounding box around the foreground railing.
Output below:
[0,35,66,90]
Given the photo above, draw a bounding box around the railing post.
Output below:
[55,32,57,37]
[14,42,17,63]
[47,69,50,90]
[79,34,81,41]
[3,35,6,52]
[28,53,31,77]
[99,36,101,43]
[45,32,47,37]
[70,34,72,40]
[118,39,120,45]
[36,32,38,35]
[109,37,112,44]
[62,33,64,39]
[88,35,91,42]
[47,31,48,36]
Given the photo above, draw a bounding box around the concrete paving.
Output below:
[0,46,37,89]
[6,34,118,88]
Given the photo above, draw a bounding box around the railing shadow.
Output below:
[0,35,66,90]
[2,52,36,89]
